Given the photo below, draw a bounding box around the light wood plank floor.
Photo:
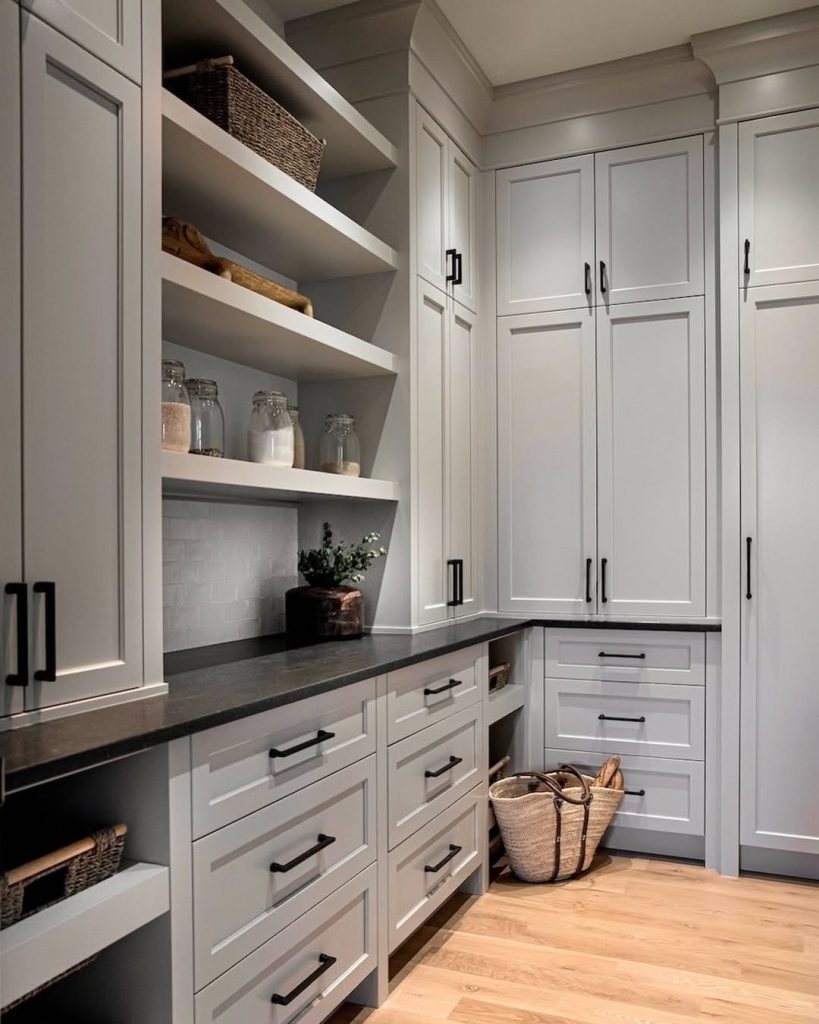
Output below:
[329,854,819,1024]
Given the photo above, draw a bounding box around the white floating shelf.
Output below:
[162,452,400,504]
[161,254,398,382]
[163,91,399,282]
[0,863,169,1010]
[487,684,526,726]
[162,0,397,180]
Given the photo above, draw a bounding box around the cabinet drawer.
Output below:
[388,787,484,953]
[191,678,377,837]
[544,749,704,835]
[387,646,481,743]
[195,864,377,1024]
[544,629,705,685]
[544,678,704,760]
[193,756,376,989]
[388,704,482,849]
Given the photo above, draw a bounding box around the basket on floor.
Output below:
[489,765,622,882]
[164,56,326,191]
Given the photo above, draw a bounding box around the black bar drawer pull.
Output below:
[270,834,336,874]
[33,582,56,682]
[270,730,335,759]
[743,238,750,276]
[600,558,608,604]
[598,651,645,660]
[4,583,28,687]
[454,251,463,286]
[625,788,646,797]
[424,678,462,697]
[425,755,463,779]
[585,558,592,603]
[746,536,752,600]
[425,843,462,874]
[445,248,457,283]
[270,953,337,1006]
[598,713,646,724]
[584,262,591,296]
[447,558,464,607]
[600,260,607,294]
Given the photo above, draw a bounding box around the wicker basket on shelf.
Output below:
[489,662,511,692]
[164,56,326,191]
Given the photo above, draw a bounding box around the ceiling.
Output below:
[274,0,813,85]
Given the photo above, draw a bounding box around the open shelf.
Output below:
[162,90,399,282]
[162,451,400,504]
[162,254,399,381]
[0,863,170,1010]
[487,684,526,726]
[162,0,398,180]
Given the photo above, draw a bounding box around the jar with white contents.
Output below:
[247,391,294,467]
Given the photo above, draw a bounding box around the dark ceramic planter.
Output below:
[285,584,364,645]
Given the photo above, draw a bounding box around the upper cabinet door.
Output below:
[448,302,478,619]
[448,143,478,313]
[739,110,819,289]
[22,16,143,708]
[595,137,704,306]
[596,298,705,619]
[416,107,449,295]
[496,155,595,316]
[0,0,24,719]
[21,0,141,82]
[497,307,597,615]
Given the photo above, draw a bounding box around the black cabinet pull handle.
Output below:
[584,262,591,296]
[743,238,750,276]
[445,248,457,283]
[447,558,464,607]
[600,260,607,294]
[598,651,645,660]
[269,730,335,759]
[454,251,463,286]
[424,843,462,873]
[425,755,462,779]
[600,558,608,604]
[625,788,646,797]
[5,583,28,687]
[585,558,592,603]
[270,953,337,1006]
[424,678,462,697]
[746,536,752,600]
[598,713,646,723]
[270,834,336,874]
[457,558,464,605]
[33,582,56,682]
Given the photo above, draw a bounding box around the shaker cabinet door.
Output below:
[22,16,143,707]
[448,143,478,312]
[448,301,478,619]
[416,106,449,295]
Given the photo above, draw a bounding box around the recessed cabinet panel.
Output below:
[449,144,478,312]
[596,298,705,618]
[416,107,448,294]
[740,282,819,855]
[448,302,478,618]
[497,309,597,614]
[496,155,595,315]
[21,16,143,708]
[595,137,703,305]
[739,110,819,288]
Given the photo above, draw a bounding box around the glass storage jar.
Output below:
[319,413,361,477]
[161,359,191,453]
[186,379,225,457]
[247,391,294,467]
[288,402,305,469]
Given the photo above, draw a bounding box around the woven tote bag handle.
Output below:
[514,769,591,806]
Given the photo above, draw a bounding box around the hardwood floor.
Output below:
[329,854,819,1024]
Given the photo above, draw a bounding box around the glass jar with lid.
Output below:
[186,379,225,457]
[319,413,361,477]
[288,402,305,469]
[247,391,294,467]
[161,359,191,453]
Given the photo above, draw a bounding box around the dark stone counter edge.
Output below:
[1,617,721,792]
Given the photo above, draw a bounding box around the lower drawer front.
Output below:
[193,756,376,989]
[388,787,484,953]
[195,864,377,1024]
[388,704,482,850]
[544,629,705,684]
[544,678,704,760]
[544,748,704,835]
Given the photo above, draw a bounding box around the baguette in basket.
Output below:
[489,757,624,882]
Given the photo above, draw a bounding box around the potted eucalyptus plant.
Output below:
[286,522,387,644]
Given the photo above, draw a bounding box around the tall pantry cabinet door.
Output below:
[595,137,704,305]
[496,155,595,316]
[448,302,478,619]
[740,282,819,855]
[738,110,819,288]
[21,16,143,708]
[448,143,478,313]
[416,282,450,627]
[596,298,705,618]
[415,106,449,295]
[497,308,597,615]
[0,0,25,718]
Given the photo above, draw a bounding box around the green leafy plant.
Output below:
[298,522,387,587]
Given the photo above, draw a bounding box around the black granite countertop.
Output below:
[0,615,720,792]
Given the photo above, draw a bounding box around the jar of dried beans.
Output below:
[161,359,191,453]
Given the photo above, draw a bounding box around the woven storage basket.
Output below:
[489,767,622,882]
[165,57,325,191]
